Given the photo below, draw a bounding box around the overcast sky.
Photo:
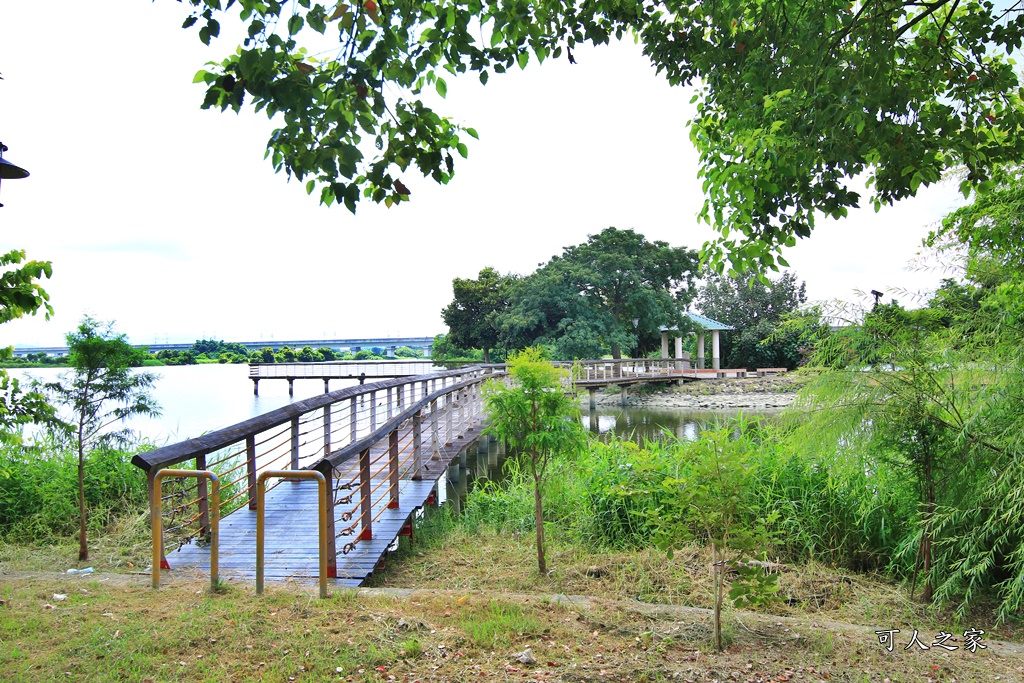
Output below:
[0,2,963,348]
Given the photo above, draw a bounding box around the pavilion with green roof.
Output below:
[659,312,735,370]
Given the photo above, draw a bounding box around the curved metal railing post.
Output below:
[152,468,220,591]
[256,469,329,599]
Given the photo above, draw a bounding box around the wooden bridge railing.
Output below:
[248,360,457,380]
[247,360,479,396]
[565,358,690,383]
[131,365,502,578]
[312,371,498,562]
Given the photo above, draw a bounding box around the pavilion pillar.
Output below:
[712,330,721,370]
[697,333,705,370]
[674,335,683,370]
[660,331,669,359]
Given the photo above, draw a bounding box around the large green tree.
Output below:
[441,266,513,363]
[44,318,160,561]
[500,227,699,359]
[174,1,1024,271]
[695,270,808,369]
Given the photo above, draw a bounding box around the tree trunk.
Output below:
[483,348,491,364]
[534,471,546,575]
[712,541,722,651]
[921,478,936,602]
[610,343,621,360]
[78,426,88,561]
[530,444,546,575]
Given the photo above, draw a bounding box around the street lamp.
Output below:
[0,142,31,208]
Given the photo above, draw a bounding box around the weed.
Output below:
[398,637,422,658]
[460,601,542,648]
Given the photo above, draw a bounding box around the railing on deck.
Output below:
[131,365,503,581]
[248,360,473,380]
[312,371,494,556]
[567,358,690,383]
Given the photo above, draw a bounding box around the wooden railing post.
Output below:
[387,387,393,419]
[412,409,422,479]
[350,396,358,443]
[246,435,257,510]
[358,447,372,540]
[196,453,210,536]
[446,391,454,445]
[397,385,404,411]
[323,404,332,456]
[431,399,441,460]
[388,429,399,509]
[290,416,300,470]
[370,390,377,432]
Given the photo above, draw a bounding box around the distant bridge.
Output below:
[10,336,438,358]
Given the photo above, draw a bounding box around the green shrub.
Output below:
[0,442,149,540]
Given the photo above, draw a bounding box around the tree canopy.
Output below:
[176,0,1024,271]
[0,250,54,444]
[441,266,513,363]
[696,270,809,369]
[496,227,699,359]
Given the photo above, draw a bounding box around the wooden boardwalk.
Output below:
[165,409,484,588]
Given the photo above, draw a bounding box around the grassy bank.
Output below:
[1,574,1021,682]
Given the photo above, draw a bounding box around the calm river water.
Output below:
[11,365,736,447]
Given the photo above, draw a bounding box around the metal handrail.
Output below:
[152,469,220,590]
[256,470,329,599]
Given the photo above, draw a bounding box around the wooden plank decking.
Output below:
[165,411,485,588]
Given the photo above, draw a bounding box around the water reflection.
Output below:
[585,407,757,444]
[437,436,509,512]
[436,409,778,510]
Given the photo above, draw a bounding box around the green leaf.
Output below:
[288,14,304,35]
[435,77,448,98]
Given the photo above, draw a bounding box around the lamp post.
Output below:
[0,142,31,208]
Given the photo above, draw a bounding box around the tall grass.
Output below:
[455,415,920,576]
[0,440,150,541]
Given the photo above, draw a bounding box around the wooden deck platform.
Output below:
[165,412,485,588]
